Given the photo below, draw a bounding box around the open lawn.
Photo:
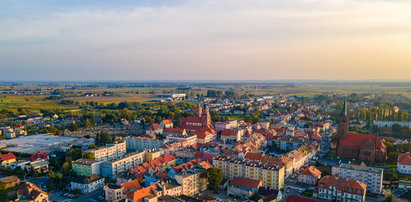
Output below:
[66,93,153,104]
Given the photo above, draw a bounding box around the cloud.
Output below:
[0,0,411,80]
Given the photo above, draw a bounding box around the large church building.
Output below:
[336,100,387,162]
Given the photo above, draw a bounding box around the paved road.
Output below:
[50,188,104,202]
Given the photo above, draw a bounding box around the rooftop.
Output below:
[335,163,383,173]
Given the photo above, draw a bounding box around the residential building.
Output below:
[193,131,214,144]
[373,120,411,128]
[160,119,174,128]
[101,151,145,177]
[18,181,48,202]
[166,134,197,145]
[125,137,164,152]
[104,179,141,202]
[163,128,187,137]
[227,177,262,198]
[70,174,105,194]
[27,160,49,174]
[175,168,207,196]
[146,123,163,135]
[213,155,285,189]
[72,159,102,176]
[398,153,411,174]
[332,163,383,194]
[258,187,283,202]
[298,166,321,185]
[0,153,16,168]
[84,142,126,161]
[316,176,366,202]
[145,149,164,161]
[1,127,16,139]
[127,184,163,202]
[0,176,20,190]
[215,120,238,132]
[220,129,243,142]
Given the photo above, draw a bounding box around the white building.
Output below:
[125,137,164,152]
[70,174,104,194]
[85,142,126,161]
[317,176,366,202]
[101,151,145,177]
[166,134,197,145]
[332,163,383,194]
[398,153,411,174]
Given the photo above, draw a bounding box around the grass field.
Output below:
[0,95,78,111]
[66,93,152,104]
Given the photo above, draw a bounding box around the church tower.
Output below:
[338,98,349,139]
[193,104,202,117]
[202,105,212,127]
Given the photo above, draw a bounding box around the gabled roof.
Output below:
[231,177,261,189]
[147,123,162,131]
[0,153,16,161]
[338,133,377,147]
[300,166,321,177]
[122,179,141,193]
[399,153,411,166]
[221,129,239,136]
[161,119,173,124]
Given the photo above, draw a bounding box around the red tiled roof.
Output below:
[231,177,261,189]
[399,153,411,166]
[128,184,159,202]
[193,131,211,139]
[147,123,162,131]
[0,153,16,161]
[122,179,141,193]
[338,133,377,147]
[244,152,264,161]
[161,119,173,124]
[221,129,239,136]
[300,166,321,177]
[163,128,185,134]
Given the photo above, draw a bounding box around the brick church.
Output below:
[336,99,387,162]
[179,104,216,134]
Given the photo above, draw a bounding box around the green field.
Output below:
[0,95,78,111]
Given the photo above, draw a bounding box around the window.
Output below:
[357,190,362,194]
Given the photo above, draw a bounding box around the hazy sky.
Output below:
[1,0,411,81]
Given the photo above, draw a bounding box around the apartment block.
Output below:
[125,137,164,152]
[85,142,126,161]
[213,155,285,190]
[332,163,383,194]
[101,151,145,177]
[316,176,366,202]
[72,159,102,176]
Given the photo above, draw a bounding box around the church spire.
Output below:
[343,97,348,116]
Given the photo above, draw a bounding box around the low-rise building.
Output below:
[220,129,243,142]
[298,166,321,185]
[166,134,197,146]
[332,163,383,194]
[84,142,126,161]
[101,151,145,177]
[18,181,48,202]
[398,153,411,174]
[72,159,102,176]
[146,123,163,134]
[71,174,105,194]
[316,176,366,202]
[0,176,20,190]
[227,177,262,198]
[0,153,16,168]
[160,119,174,128]
[104,179,141,202]
[27,160,49,174]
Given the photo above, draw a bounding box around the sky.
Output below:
[0,0,411,81]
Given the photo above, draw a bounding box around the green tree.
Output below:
[200,167,222,191]
[82,152,95,160]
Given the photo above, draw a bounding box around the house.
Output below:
[228,177,262,198]
[0,176,20,190]
[104,179,141,202]
[27,160,50,174]
[220,129,243,142]
[146,123,163,135]
[18,181,48,202]
[160,119,174,128]
[298,166,321,185]
[193,131,214,144]
[316,176,366,202]
[0,153,17,168]
[258,187,283,202]
[398,153,411,174]
[71,174,105,194]
[28,152,49,162]
[127,184,163,202]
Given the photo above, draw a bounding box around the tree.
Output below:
[249,192,262,201]
[82,152,95,160]
[72,188,81,195]
[200,167,222,191]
